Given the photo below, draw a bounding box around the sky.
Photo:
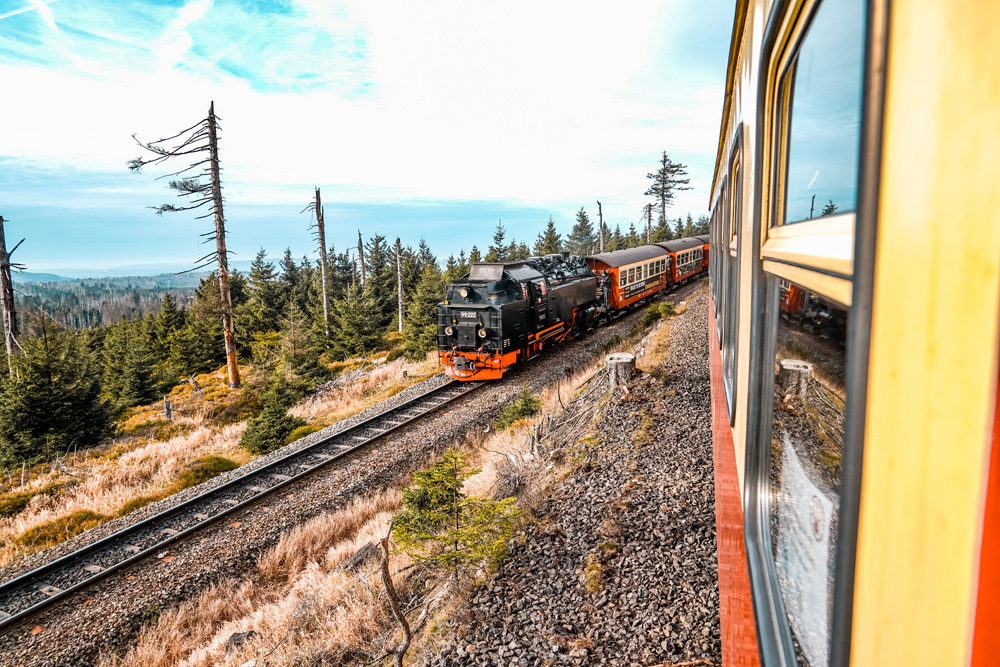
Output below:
[0,0,735,275]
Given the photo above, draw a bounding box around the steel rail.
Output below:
[0,379,482,633]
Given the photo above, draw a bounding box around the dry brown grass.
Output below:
[100,492,408,667]
[0,424,248,565]
[288,354,439,427]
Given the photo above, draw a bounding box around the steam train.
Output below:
[437,237,708,380]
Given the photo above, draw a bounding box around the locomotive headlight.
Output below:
[478,328,488,338]
[459,288,469,298]
[445,326,454,336]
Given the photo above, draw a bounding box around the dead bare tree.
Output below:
[302,187,330,339]
[395,237,404,332]
[357,231,367,291]
[128,101,241,388]
[0,216,25,374]
[597,200,605,253]
[379,521,411,667]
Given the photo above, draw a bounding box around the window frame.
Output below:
[740,0,884,666]
[723,127,744,424]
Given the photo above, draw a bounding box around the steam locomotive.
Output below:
[437,238,708,380]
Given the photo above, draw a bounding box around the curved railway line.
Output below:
[0,379,483,634]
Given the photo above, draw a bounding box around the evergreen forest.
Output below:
[0,182,708,472]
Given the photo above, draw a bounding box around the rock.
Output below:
[224,630,257,654]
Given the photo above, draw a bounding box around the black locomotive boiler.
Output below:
[437,254,598,380]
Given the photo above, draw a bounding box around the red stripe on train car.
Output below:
[709,302,761,667]
[971,356,1000,666]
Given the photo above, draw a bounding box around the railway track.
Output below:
[0,379,482,633]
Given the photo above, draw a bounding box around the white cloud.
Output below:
[0,0,727,229]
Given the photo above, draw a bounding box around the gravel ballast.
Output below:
[0,283,703,667]
[428,286,719,666]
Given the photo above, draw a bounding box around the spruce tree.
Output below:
[533,216,562,256]
[393,447,521,586]
[0,318,111,466]
[627,223,639,248]
[403,265,445,358]
[645,151,692,224]
[329,284,384,359]
[469,246,482,264]
[566,208,595,255]
[485,222,508,262]
[609,224,624,251]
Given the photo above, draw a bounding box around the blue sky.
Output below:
[0,0,734,274]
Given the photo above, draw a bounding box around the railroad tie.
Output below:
[80,563,103,574]
[122,544,140,554]
[33,583,62,597]
[160,528,179,536]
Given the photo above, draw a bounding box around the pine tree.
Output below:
[645,151,692,223]
[652,216,673,243]
[239,381,306,455]
[533,216,562,256]
[821,200,838,216]
[485,222,507,262]
[329,284,384,359]
[609,224,624,251]
[0,317,111,466]
[443,255,464,284]
[627,223,639,248]
[469,246,482,264]
[674,217,684,239]
[566,208,595,256]
[403,265,445,359]
[393,447,521,586]
[364,234,397,331]
[102,320,156,409]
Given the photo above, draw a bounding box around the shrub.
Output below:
[494,386,542,431]
[285,425,321,445]
[658,301,676,317]
[118,494,162,517]
[393,448,522,584]
[0,481,78,518]
[175,456,239,490]
[385,348,405,363]
[640,304,662,327]
[0,491,35,518]
[116,456,239,517]
[240,403,307,455]
[13,510,109,551]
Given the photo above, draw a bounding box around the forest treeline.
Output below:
[0,210,708,470]
[12,274,203,329]
[0,209,707,470]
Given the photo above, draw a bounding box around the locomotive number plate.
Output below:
[459,311,477,319]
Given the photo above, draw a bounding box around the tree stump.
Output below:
[607,353,636,392]
[777,359,813,399]
[163,398,173,420]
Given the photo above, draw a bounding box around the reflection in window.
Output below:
[780,0,865,224]
[769,281,849,666]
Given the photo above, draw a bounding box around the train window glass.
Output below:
[723,164,741,421]
[778,0,865,225]
[620,273,626,288]
[767,278,848,667]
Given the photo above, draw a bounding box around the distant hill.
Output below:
[11,271,75,283]
[19,259,262,280]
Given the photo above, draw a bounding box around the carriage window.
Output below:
[620,273,626,288]
[769,279,848,667]
[628,268,635,283]
[779,0,864,225]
